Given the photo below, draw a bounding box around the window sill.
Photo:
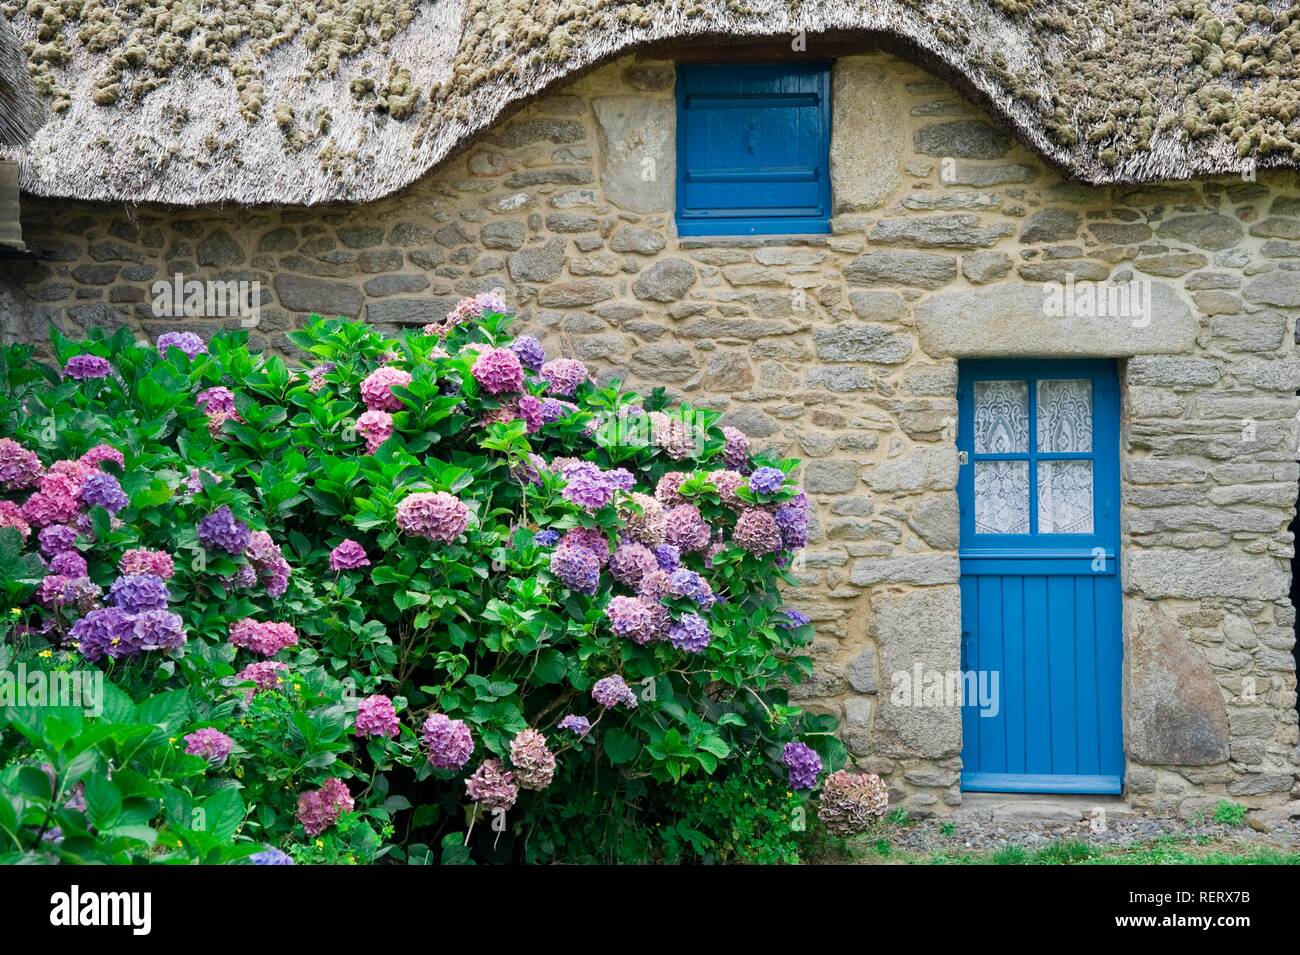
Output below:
[676,234,834,249]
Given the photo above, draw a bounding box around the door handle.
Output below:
[746,120,757,153]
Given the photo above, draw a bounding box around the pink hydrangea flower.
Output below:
[120,547,175,579]
[471,347,524,395]
[235,661,288,700]
[0,438,43,490]
[297,778,354,837]
[22,474,82,528]
[329,539,370,571]
[229,618,299,657]
[621,492,666,546]
[654,472,689,506]
[540,359,588,396]
[354,695,400,739]
[359,366,412,412]
[709,469,746,510]
[356,409,394,453]
[734,508,783,555]
[663,504,711,553]
[508,729,556,791]
[184,728,234,765]
[395,491,469,542]
[0,500,31,540]
[465,759,518,812]
[422,713,474,769]
[80,444,124,472]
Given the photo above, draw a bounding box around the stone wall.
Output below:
[4,50,1298,817]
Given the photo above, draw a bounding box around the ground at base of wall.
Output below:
[820,798,1300,864]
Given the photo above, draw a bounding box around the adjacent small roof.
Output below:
[4,0,1298,206]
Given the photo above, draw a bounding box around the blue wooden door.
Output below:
[957,359,1124,794]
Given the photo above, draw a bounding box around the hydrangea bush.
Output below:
[0,301,888,864]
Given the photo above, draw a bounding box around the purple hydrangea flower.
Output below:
[748,466,786,496]
[540,397,579,424]
[668,613,712,653]
[605,594,658,645]
[184,728,234,764]
[79,472,129,513]
[509,336,546,371]
[780,609,810,628]
[561,461,618,512]
[422,714,474,770]
[38,524,77,556]
[775,492,809,550]
[355,694,400,738]
[70,607,137,662]
[549,541,601,595]
[329,539,370,571]
[609,541,658,589]
[652,544,681,572]
[558,715,590,736]
[107,574,170,613]
[666,568,715,608]
[535,529,560,547]
[64,354,111,380]
[157,332,208,359]
[251,848,295,865]
[48,551,87,578]
[198,506,251,555]
[782,741,822,790]
[132,609,187,652]
[663,504,711,552]
[591,674,638,709]
[721,426,751,471]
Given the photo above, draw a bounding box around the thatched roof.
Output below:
[4,0,1300,206]
[0,15,43,147]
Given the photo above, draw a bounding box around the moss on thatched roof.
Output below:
[4,0,1300,205]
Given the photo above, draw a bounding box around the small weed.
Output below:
[940,822,955,838]
[1212,800,1247,827]
[885,809,912,827]
[874,838,891,857]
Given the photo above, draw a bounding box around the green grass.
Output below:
[845,833,1300,866]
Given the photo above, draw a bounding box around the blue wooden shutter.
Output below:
[675,63,831,236]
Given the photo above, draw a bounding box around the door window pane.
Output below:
[1038,460,1094,533]
[1037,379,1092,452]
[974,380,1029,453]
[975,461,1029,534]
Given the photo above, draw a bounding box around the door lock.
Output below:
[957,451,969,465]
